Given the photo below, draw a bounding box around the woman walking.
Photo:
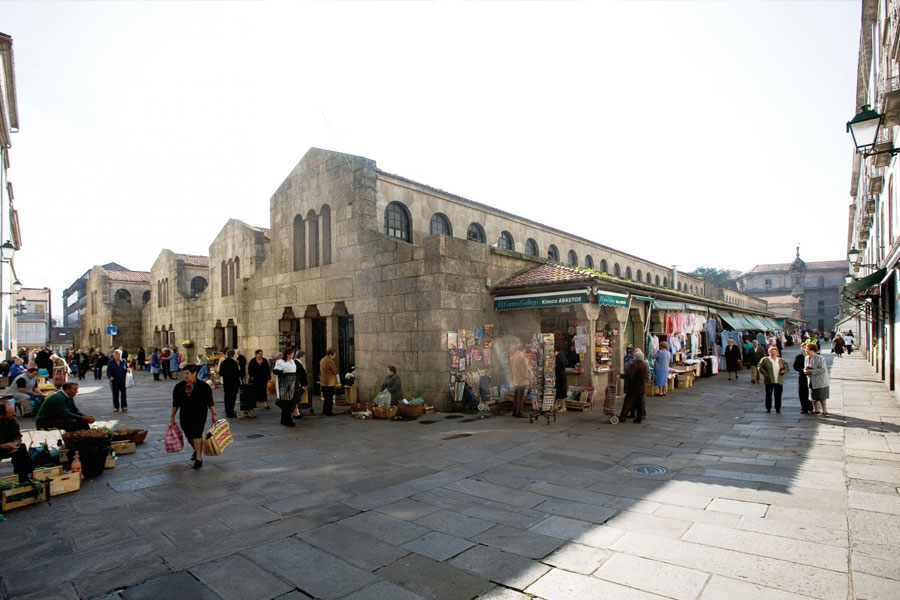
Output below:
[293,350,310,418]
[150,348,161,381]
[169,351,180,380]
[793,343,813,414]
[832,334,845,358]
[319,347,339,416]
[652,341,671,396]
[160,348,172,380]
[91,349,105,380]
[805,343,831,416]
[758,346,788,413]
[170,364,218,469]
[247,349,272,411]
[724,339,743,380]
[274,348,299,427]
[136,347,146,371]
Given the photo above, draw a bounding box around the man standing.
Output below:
[508,345,530,418]
[747,340,766,384]
[35,382,95,431]
[107,349,130,412]
[219,349,241,418]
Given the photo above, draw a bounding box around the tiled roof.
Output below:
[742,260,847,275]
[107,269,150,283]
[176,254,210,267]
[494,263,595,291]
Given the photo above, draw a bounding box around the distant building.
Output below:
[0,32,21,359]
[736,249,846,334]
[49,327,77,356]
[62,262,129,328]
[16,287,51,348]
[77,265,150,352]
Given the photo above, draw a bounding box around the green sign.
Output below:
[494,291,589,311]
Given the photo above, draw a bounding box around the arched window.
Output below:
[190,276,208,297]
[227,259,235,296]
[524,238,538,256]
[164,278,169,306]
[467,223,486,243]
[293,214,306,271]
[548,245,559,262]
[625,267,632,280]
[385,202,411,243]
[636,269,642,282]
[142,290,151,305]
[221,261,227,296]
[430,213,452,236]
[321,205,332,265]
[663,277,669,287]
[585,255,594,269]
[613,263,621,277]
[600,259,608,273]
[498,231,514,251]
[308,209,320,267]
[678,282,683,291]
[655,275,661,286]
[234,257,240,281]
[114,289,131,309]
[567,250,577,266]
[689,285,694,294]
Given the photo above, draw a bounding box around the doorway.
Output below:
[311,317,327,394]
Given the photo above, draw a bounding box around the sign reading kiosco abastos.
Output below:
[494,289,591,311]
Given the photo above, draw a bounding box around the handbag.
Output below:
[737,360,744,371]
[267,379,276,394]
[164,422,184,453]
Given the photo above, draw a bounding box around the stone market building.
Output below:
[75,148,775,407]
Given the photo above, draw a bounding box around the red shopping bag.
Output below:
[164,422,184,453]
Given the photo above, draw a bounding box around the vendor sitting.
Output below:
[0,397,34,483]
[380,365,404,405]
[11,367,46,416]
[34,382,95,432]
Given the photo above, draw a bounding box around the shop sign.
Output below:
[494,290,589,311]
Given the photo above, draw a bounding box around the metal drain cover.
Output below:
[628,465,667,475]
[245,434,265,439]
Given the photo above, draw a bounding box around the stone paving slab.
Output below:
[189,555,295,600]
[376,553,494,600]
[120,571,220,600]
[449,544,551,590]
[594,553,710,600]
[298,522,410,571]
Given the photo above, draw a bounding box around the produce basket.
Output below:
[372,405,398,419]
[350,402,374,413]
[62,429,111,447]
[398,403,424,419]
[129,429,149,444]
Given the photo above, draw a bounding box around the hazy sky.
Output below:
[3,1,860,315]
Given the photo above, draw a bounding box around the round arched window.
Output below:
[548,245,559,262]
[524,238,538,256]
[585,255,594,269]
[430,213,452,236]
[385,202,411,242]
[567,250,577,266]
[613,263,621,277]
[467,223,486,243]
[498,231,514,251]
[600,259,608,273]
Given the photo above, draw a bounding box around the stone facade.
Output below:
[78,265,150,352]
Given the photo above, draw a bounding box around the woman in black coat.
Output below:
[723,339,742,380]
[247,349,272,410]
[218,349,241,418]
[554,347,568,412]
[793,343,813,413]
[169,364,218,469]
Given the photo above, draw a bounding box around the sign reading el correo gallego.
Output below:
[494,290,592,311]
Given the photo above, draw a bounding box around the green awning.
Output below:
[844,268,887,296]
[632,295,654,303]
[686,304,708,312]
[652,300,686,311]
[494,289,589,311]
[595,290,629,307]
[744,316,769,330]
[763,318,783,330]
[721,313,754,330]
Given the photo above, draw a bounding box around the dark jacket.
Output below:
[237,354,247,380]
[380,373,403,403]
[218,357,241,387]
[724,345,742,371]
[294,359,309,387]
[554,352,568,399]
[746,346,766,367]
[248,358,271,387]
[107,358,129,383]
[35,390,83,427]
[621,359,649,398]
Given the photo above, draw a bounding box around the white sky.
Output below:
[3,1,860,316]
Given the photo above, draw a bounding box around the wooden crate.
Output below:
[1,482,45,511]
[31,466,64,481]
[48,472,81,496]
[105,454,116,469]
[110,441,136,455]
[566,389,594,411]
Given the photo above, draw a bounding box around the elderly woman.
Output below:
[274,348,299,427]
[380,365,404,405]
[793,343,813,414]
[247,349,272,411]
[107,349,130,413]
[805,343,831,416]
[724,339,743,380]
[619,349,649,423]
[170,364,218,469]
[652,342,671,396]
[758,346,788,413]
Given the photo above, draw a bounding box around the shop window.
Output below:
[636,269,642,282]
[142,290,150,305]
[567,250,577,266]
[498,231,514,251]
[467,223,486,243]
[524,238,538,256]
[600,259,608,273]
[540,308,580,369]
[548,245,559,262]
[321,205,332,265]
[308,209,320,266]
[584,255,594,269]
[613,263,621,277]
[655,275,660,286]
[190,276,208,297]
[293,214,306,271]
[384,202,411,243]
[430,213,452,236]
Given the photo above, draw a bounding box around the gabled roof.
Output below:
[494,263,595,291]
[175,254,210,267]
[107,269,150,283]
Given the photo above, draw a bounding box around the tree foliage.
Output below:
[687,267,735,287]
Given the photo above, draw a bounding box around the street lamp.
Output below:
[0,241,14,262]
[845,272,854,284]
[848,247,861,263]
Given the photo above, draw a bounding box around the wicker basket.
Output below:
[350,402,374,413]
[398,403,424,419]
[372,405,398,419]
[129,430,149,444]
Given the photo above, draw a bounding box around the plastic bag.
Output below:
[411,397,424,405]
[125,372,135,388]
[164,422,184,453]
[374,390,392,407]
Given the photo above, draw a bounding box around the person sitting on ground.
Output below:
[11,367,46,416]
[34,382,95,431]
[380,365,404,405]
[0,398,34,483]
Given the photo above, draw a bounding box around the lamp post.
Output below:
[0,240,15,360]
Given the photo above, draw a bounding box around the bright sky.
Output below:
[3,1,860,317]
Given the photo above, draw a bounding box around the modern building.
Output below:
[843,0,900,396]
[76,148,777,407]
[16,287,50,348]
[0,32,21,360]
[736,249,847,334]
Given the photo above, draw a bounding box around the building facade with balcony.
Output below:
[16,287,50,348]
[0,33,21,360]
[843,0,900,396]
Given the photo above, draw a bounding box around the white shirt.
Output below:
[274,359,296,374]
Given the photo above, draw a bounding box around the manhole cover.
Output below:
[245,434,265,439]
[444,415,463,420]
[444,433,472,440]
[628,465,667,475]
[418,420,438,425]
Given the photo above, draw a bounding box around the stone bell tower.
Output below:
[790,245,807,301]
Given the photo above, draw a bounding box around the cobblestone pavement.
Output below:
[1,348,898,600]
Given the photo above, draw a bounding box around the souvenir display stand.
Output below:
[530,334,557,424]
[447,325,495,412]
